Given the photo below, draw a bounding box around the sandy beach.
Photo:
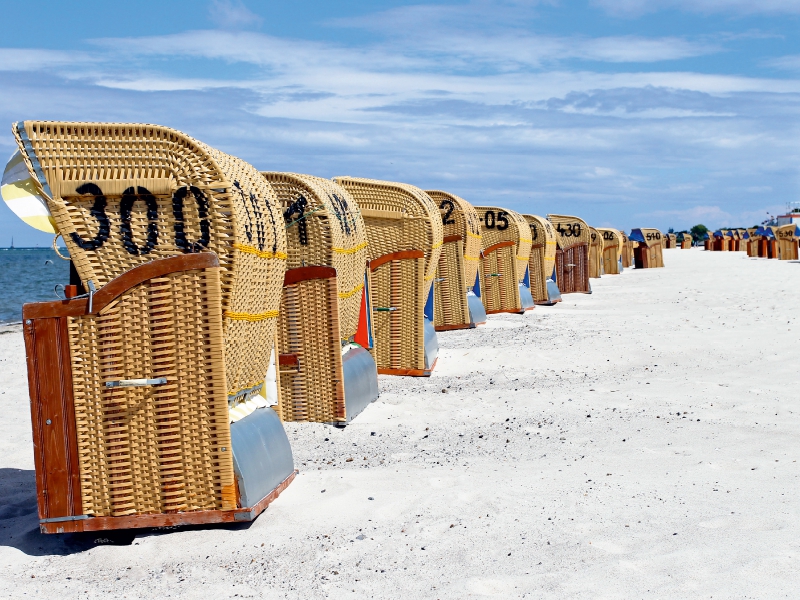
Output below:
[1,247,798,599]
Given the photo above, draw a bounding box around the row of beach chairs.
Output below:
[1,121,666,535]
[701,226,800,260]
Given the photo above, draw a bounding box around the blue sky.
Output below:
[2,0,800,245]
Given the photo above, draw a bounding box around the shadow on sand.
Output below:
[0,467,252,556]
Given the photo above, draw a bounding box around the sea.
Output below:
[0,248,70,324]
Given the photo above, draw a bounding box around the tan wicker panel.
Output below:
[433,240,469,328]
[332,178,441,372]
[522,214,556,303]
[588,227,603,278]
[370,256,426,371]
[547,214,591,250]
[425,190,481,328]
[637,228,663,248]
[427,191,482,284]
[67,266,234,517]
[474,206,531,283]
[333,177,443,290]
[263,173,367,339]
[620,232,634,267]
[597,228,622,275]
[276,275,345,422]
[480,245,520,313]
[12,122,286,406]
[774,224,798,260]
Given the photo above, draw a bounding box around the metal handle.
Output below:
[105,377,168,388]
[373,307,399,312]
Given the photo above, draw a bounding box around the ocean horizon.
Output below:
[0,247,70,323]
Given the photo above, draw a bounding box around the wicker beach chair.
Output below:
[588,227,603,278]
[547,214,591,294]
[630,228,665,268]
[679,232,693,249]
[773,224,799,260]
[620,232,634,267]
[597,228,623,275]
[736,229,748,251]
[334,177,443,376]
[425,190,485,330]
[13,121,295,532]
[262,173,378,423]
[474,206,534,314]
[522,214,561,305]
[664,233,677,249]
[745,228,759,256]
[713,229,731,252]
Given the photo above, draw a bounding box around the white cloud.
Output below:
[764,54,800,71]
[0,48,95,71]
[592,0,800,17]
[208,0,263,29]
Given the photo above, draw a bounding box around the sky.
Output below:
[1,0,800,245]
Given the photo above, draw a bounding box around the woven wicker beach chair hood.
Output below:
[474,206,534,314]
[547,214,591,294]
[263,172,378,422]
[522,214,560,305]
[12,121,295,533]
[333,177,443,376]
[426,190,486,330]
[630,228,665,268]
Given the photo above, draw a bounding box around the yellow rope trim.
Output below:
[424,274,436,281]
[519,238,533,244]
[233,243,287,260]
[333,241,368,254]
[224,310,280,322]
[431,241,443,249]
[338,282,364,299]
[467,231,482,239]
[516,255,530,261]
[464,255,480,261]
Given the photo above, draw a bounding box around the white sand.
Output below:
[1,248,799,599]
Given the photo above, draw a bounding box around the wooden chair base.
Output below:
[434,323,476,331]
[378,358,437,377]
[40,471,297,534]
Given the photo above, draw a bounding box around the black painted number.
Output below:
[440,200,456,225]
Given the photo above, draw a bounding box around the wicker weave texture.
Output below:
[12,122,286,404]
[425,191,481,329]
[475,206,532,283]
[371,256,426,370]
[774,224,799,260]
[588,227,603,278]
[480,245,520,312]
[433,240,469,327]
[621,233,634,267]
[333,178,443,290]
[597,228,622,275]
[547,214,591,250]
[425,191,482,286]
[333,178,441,372]
[522,214,556,304]
[67,267,235,517]
[276,276,345,422]
[263,173,367,339]
[555,244,590,294]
